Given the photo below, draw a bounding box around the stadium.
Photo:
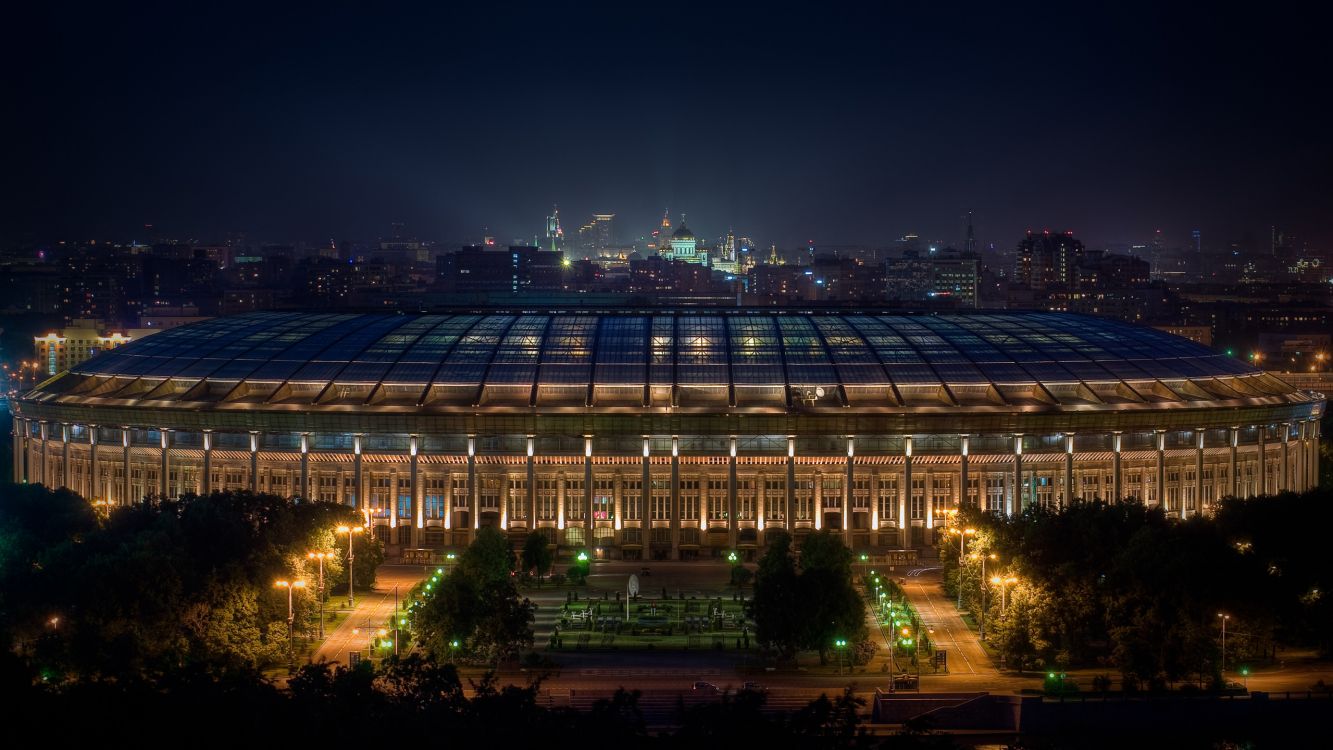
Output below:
[11,310,1324,560]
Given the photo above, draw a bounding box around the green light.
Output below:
[399,618,407,626]
[450,639,460,648]
[577,551,588,562]
[436,568,443,574]
[1240,667,1249,676]
[1048,672,1056,679]
[859,554,867,561]
[446,553,457,560]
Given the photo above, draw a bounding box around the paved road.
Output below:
[900,567,998,680]
[312,564,429,664]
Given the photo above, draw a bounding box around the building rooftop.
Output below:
[22,310,1307,411]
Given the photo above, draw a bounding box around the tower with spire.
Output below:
[545,204,564,252]
[964,211,977,255]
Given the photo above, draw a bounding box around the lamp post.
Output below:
[307,552,329,638]
[336,525,364,607]
[834,637,848,675]
[1218,612,1230,672]
[948,527,976,609]
[990,575,1017,613]
[974,552,997,640]
[274,579,307,658]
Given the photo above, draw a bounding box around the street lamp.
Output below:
[973,552,997,640]
[948,527,976,609]
[1218,613,1231,672]
[990,575,1017,613]
[336,525,365,607]
[274,579,307,657]
[307,552,329,638]
[834,637,848,675]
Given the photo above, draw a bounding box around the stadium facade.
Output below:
[11,310,1325,559]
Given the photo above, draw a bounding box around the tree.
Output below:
[462,526,514,584]
[413,530,534,665]
[751,531,803,661]
[1,486,376,679]
[797,530,867,664]
[521,531,553,585]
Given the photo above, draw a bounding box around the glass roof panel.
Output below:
[649,316,676,384]
[431,315,514,385]
[676,316,728,384]
[537,316,597,385]
[728,316,784,384]
[593,316,648,385]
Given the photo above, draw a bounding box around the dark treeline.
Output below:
[943,488,1333,688]
[0,484,381,679]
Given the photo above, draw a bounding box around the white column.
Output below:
[467,435,478,536]
[299,433,310,499]
[352,434,363,509]
[1112,432,1123,502]
[1064,433,1075,506]
[122,427,132,505]
[1010,434,1022,516]
[61,424,71,490]
[411,435,421,545]
[844,437,853,541]
[40,421,49,486]
[201,430,212,495]
[960,435,970,509]
[160,430,170,498]
[1155,430,1166,510]
[901,437,911,540]
[249,432,260,491]
[729,437,739,548]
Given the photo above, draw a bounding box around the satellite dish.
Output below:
[815,386,826,398]
[628,574,640,598]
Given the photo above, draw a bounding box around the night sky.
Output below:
[6,2,1330,250]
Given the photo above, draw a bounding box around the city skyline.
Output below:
[5,4,1330,249]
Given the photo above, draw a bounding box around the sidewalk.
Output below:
[312,563,430,664]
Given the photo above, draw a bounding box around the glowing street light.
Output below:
[1218,612,1231,672]
[274,579,307,656]
[307,551,330,638]
[990,575,1018,613]
[336,525,365,607]
[948,526,977,609]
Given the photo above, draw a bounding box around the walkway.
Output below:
[312,563,430,664]
[899,567,999,681]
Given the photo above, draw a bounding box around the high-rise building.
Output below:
[545,205,564,253]
[1014,230,1085,289]
[578,214,615,253]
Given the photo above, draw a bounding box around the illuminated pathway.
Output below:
[900,568,997,680]
[313,564,429,665]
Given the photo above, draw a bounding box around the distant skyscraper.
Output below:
[577,213,614,252]
[545,205,564,252]
[964,212,977,255]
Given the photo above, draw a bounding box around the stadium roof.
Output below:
[28,310,1303,410]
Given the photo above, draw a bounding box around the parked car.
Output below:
[692,681,719,694]
[741,681,767,693]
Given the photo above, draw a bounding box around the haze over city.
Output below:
[6,3,1330,249]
